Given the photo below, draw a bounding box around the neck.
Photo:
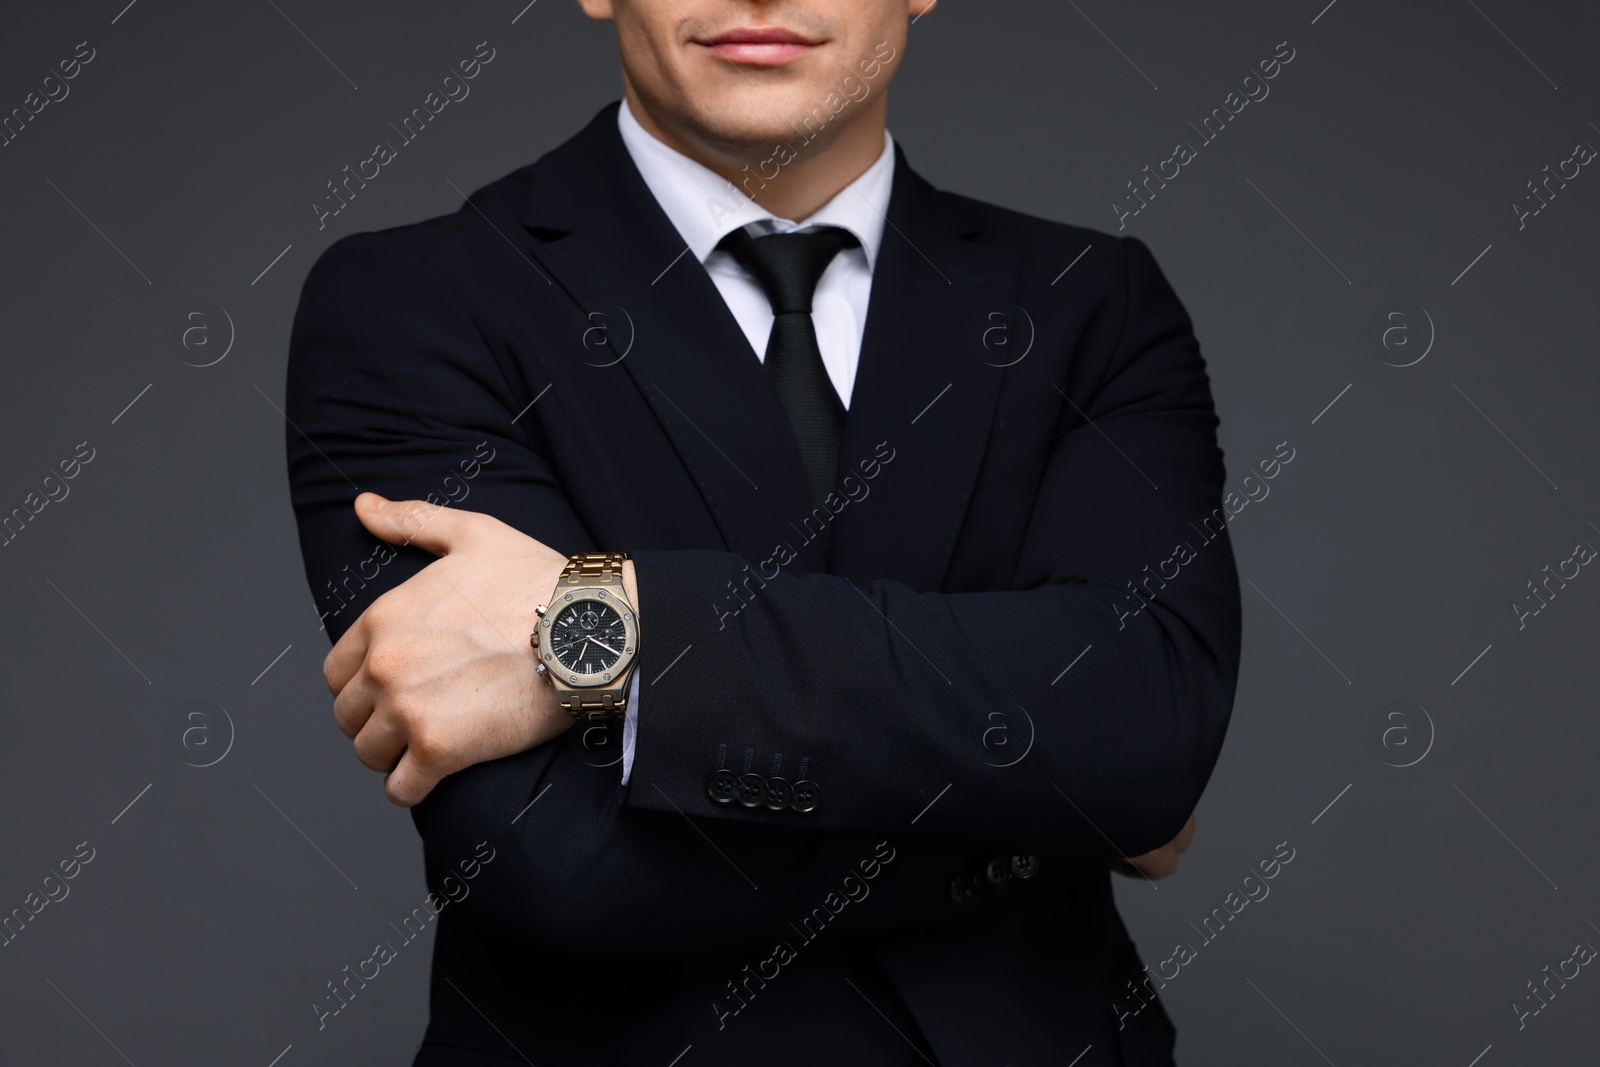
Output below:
[623,87,888,221]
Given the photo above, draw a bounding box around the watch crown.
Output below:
[534,604,547,617]
[534,663,548,677]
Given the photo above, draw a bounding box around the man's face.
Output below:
[579,0,931,155]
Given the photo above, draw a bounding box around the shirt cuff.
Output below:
[620,668,639,785]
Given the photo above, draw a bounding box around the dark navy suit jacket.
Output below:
[285,102,1240,1066]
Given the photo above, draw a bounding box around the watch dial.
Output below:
[549,598,628,678]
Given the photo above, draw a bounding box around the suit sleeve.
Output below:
[286,230,897,956]
[625,235,1241,860]
[285,231,595,623]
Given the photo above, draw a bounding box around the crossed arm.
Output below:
[323,490,1197,878]
[287,234,1236,886]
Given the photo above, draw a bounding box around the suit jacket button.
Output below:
[984,855,1012,887]
[763,776,791,810]
[1010,854,1041,879]
[706,769,739,804]
[790,779,820,813]
[948,872,976,905]
[736,773,768,808]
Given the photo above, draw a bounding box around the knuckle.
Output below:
[386,766,435,808]
[364,644,410,685]
[364,595,398,629]
[386,696,420,727]
[331,693,361,739]
[396,501,437,536]
[384,775,415,807]
[352,731,390,772]
[408,726,447,765]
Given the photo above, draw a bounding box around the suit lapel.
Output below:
[517,108,1015,589]
[519,105,822,569]
[829,152,1018,592]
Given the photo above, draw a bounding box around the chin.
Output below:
[683,90,849,154]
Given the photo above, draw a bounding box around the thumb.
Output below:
[354,492,464,556]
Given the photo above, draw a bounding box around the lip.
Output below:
[696,26,820,66]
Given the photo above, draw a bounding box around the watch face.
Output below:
[547,596,633,684]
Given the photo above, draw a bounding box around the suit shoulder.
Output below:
[934,189,1128,254]
[927,187,1160,295]
[301,163,538,288]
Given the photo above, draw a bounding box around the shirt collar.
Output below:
[617,96,893,270]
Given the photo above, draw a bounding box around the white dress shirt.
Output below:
[612,98,895,784]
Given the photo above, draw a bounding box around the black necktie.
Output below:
[719,226,859,517]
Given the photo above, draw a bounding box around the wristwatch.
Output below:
[532,552,641,722]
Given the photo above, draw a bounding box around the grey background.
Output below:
[1,0,1596,1063]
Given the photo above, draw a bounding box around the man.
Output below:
[285,0,1240,1063]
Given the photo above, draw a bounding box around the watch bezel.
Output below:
[538,589,640,688]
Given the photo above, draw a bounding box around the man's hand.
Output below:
[323,493,634,806]
[1111,812,1196,880]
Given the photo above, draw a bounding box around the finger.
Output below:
[1115,841,1181,880]
[331,667,380,740]
[1122,848,1178,880]
[1174,812,1197,854]
[384,746,447,807]
[1142,849,1180,879]
[354,492,469,556]
[323,613,370,696]
[351,706,407,773]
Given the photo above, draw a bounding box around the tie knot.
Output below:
[718,226,860,315]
